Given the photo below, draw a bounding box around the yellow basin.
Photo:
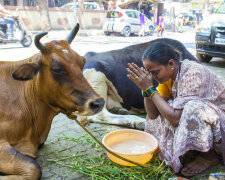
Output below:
[102,129,158,166]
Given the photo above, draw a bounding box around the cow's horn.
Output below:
[66,23,80,44]
[34,32,48,51]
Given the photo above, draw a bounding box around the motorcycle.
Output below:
[0,17,32,47]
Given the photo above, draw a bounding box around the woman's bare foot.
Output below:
[181,150,219,177]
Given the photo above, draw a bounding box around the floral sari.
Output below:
[145,59,225,173]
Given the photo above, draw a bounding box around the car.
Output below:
[103,9,154,37]
[195,2,225,63]
[60,2,101,10]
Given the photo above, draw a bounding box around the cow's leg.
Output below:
[87,109,146,130]
[0,143,41,180]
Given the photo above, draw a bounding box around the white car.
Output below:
[103,9,155,37]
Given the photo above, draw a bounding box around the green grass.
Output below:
[48,128,175,180]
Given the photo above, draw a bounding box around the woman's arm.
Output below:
[127,63,182,127]
[144,93,169,119]
[151,92,182,127]
[144,97,160,119]
[127,63,160,119]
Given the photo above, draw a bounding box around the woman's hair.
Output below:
[142,42,180,65]
[140,9,144,14]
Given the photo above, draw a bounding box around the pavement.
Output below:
[37,114,125,180]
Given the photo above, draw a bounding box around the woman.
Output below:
[156,14,165,36]
[126,42,225,177]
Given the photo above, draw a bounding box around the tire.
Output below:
[196,53,212,63]
[122,26,131,37]
[104,32,111,36]
[21,35,32,47]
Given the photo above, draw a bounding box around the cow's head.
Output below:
[11,24,104,116]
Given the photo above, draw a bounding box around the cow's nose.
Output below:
[89,98,105,113]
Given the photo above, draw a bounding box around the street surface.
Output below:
[0,29,225,179]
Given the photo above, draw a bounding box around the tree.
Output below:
[37,0,52,31]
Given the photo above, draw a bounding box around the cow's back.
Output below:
[84,38,198,110]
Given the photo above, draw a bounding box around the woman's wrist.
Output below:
[141,86,157,98]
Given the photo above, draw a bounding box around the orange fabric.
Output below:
[157,79,172,99]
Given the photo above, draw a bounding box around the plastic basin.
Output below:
[102,129,158,166]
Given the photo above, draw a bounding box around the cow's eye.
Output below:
[51,67,66,75]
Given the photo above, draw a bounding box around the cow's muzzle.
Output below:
[89,98,105,114]
[79,97,105,116]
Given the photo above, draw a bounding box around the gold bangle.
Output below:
[150,91,156,99]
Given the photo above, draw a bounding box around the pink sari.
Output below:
[145,59,225,173]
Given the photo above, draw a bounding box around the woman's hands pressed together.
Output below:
[126,63,153,91]
[127,62,182,127]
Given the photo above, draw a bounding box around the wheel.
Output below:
[148,26,154,36]
[104,32,111,36]
[196,53,212,63]
[122,26,131,37]
[20,35,32,47]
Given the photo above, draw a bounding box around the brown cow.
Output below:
[0,24,104,180]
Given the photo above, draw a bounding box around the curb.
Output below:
[30,30,104,37]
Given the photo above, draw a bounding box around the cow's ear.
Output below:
[12,63,40,81]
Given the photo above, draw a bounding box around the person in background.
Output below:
[176,14,184,33]
[0,3,18,38]
[156,13,165,37]
[138,9,146,37]
[127,42,225,177]
[195,10,203,25]
[149,9,154,21]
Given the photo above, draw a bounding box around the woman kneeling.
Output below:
[127,42,225,177]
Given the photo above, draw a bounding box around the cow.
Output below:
[82,38,199,129]
[0,24,104,180]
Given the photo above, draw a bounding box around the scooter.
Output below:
[0,17,32,47]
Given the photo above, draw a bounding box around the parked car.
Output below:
[103,9,154,37]
[195,2,225,62]
[60,2,101,10]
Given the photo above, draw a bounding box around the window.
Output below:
[27,0,37,6]
[126,11,137,19]
[4,0,10,5]
[135,11,140,19]
[107,11,120,18]
[48,0,67,7]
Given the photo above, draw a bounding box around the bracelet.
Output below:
[141,86,157,98]
[150,91,156,99]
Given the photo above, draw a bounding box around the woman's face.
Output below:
[143,59,173,84]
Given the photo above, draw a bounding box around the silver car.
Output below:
[103,9,154,37]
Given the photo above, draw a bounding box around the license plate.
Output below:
[215,38,225,45]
